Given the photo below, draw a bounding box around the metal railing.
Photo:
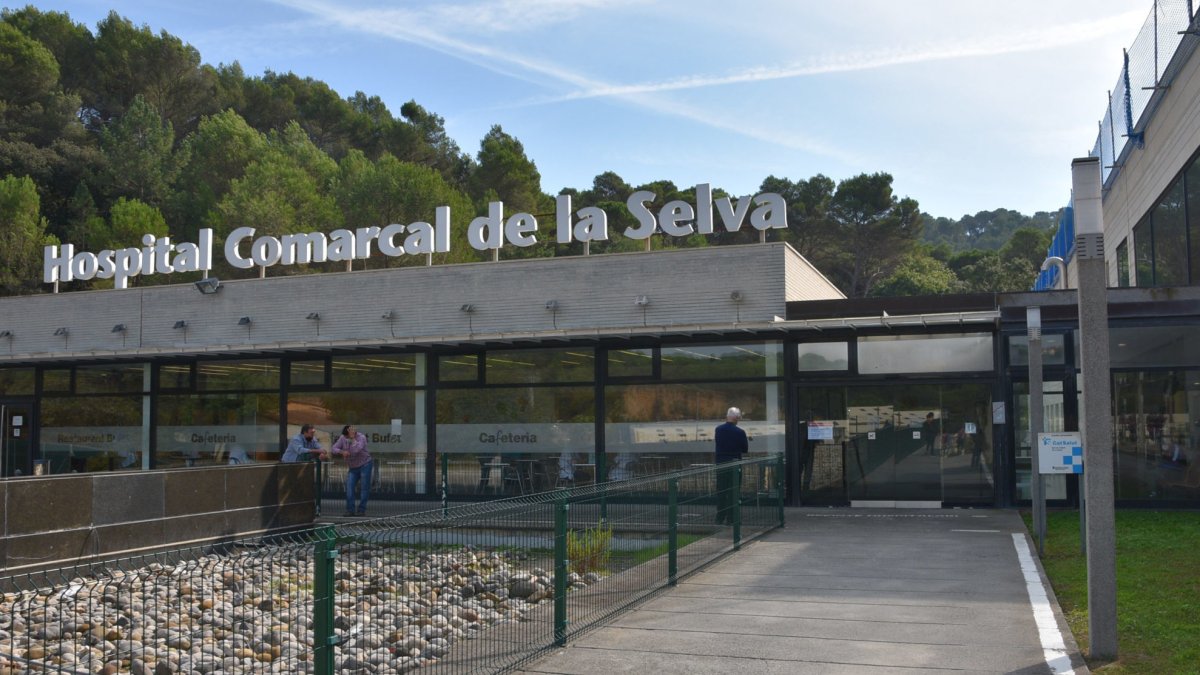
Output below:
[1093,0,1197,187]
[0,455,784,674]
[1036,0,1199,290]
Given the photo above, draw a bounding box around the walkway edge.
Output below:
[1012,532,1091,674]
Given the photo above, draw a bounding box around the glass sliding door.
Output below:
[798,383,994,505]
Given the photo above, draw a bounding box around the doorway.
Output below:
[0,401,33,477]
[797,383,994,506]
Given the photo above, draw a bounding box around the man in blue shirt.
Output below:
[282,424,322,462]
[714,407,748,525]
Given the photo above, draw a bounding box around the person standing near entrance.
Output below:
[923,413,938,456]
[329,425,372,516]
[714,407,748,525]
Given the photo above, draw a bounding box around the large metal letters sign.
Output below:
[44,184,787,290]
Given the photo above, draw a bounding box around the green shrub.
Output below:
[567,522,612,574]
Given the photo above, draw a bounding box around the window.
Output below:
[1116,238,1130,288]
[1113,370,1200,501]
[858,334,993,374]
[606,348,654,378]
[436,386,595,493]
[158,364,192,390]
[289,360,327,388]
[0,368,35,396]
[1189,158,1200,284]
[1134,215,1153,287]
[661,342,783,380]
[605,381,785,476]
[75,364,147,394]
[156,393,280,468]
[1152,178,1188,286]
[485,348,593,384]
[797,342,850,371]
[286,390,427,462]
[197,359,280,391]
[333,355,424,388]
[41,394,145,473]
[1008,334,1068,367]
[1110,326,1200,368]
[438,354,480,382]
[43,369,71,393]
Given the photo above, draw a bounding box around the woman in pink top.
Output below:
[329,424,372,516]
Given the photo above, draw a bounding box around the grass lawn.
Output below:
[1024,510,1200,674]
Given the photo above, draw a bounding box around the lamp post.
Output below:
[1072,156,1117,661]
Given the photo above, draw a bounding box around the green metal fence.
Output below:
[0,455,783,674]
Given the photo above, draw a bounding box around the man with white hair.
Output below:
[714,406,748,525]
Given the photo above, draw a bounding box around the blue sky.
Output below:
[21,0,1152,219]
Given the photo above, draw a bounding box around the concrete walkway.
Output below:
[522,508,1087,675]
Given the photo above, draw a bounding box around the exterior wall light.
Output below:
[194,277,221,294]
[460,304,476,334]
[730,290,744,322]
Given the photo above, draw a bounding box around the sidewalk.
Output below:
[522,508,1087,674]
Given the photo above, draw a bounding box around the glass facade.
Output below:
[3,324,1197,509]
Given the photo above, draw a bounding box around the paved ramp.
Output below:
[523,508,1086,675]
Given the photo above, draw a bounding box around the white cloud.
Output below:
[268,0,1141,173]
[538,10,1147,102]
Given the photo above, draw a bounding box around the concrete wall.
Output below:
[0,463,315,572]
[1102,33,1200,286]
[0,243,837,361]
[784,246,845,301]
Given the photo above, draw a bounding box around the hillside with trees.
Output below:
[0,7,1055,298]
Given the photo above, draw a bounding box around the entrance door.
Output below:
[798,383,994,506]
[0,402,33,477]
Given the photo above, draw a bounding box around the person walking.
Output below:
[329,424,372,516]
[714,407,748,525]
[282,424,321,462]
